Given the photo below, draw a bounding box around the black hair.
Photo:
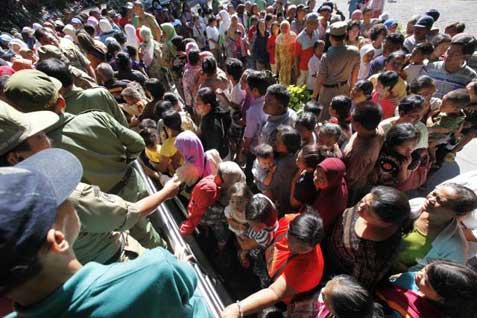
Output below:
[414,42,434,56]
[409,75,435,94]
[267,84,290,110]
[144,78,165,100]
[229,182,253,203]
[162,109,183,132]
[197,87,219,110]
[171,36,185,51]
[313,39,326,49]
[320,123,342,139]
[33,27,49,42]
[385,32,405,46]
[304,100,323,118]
[426,260,477,318]
[163,92,179,106]
[115,52,132,71]
[106,41,122,61]
[327,275,384,318]
[369,23,388,41]
[385,50,406,64]
[296,112,317,131]
[300,144,323,168]
[352,101,382,130]
[254,143,274,158]
[201,56,217,75]
[247,70,269,96]
[125,45,138,59]
[347,19,361,31]
[188,49,200,66]
[154,100,173,119]
[83,24,96,37]
[440,183,477,216]
[398,95,425,114]
[354,80,374,97]
[245,194,275,224]
[35,58,73,88]
[385,123,419,151]
[208,16,216,24]
[113,31,126,46]
[138,119,157,130]
[431,33,451,47]
[369,186,411,233]
[330,33,346,41]
[288,213,324,247]
[330,95,352,125]
[225,58,244,82]
[139,127,158,148]
[276,125,301,154]
[445,88,471,109]
[377,71,399,90]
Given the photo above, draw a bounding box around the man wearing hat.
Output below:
[0,148,210,318]
[3,69,163,248]
[295,12,320,87]
[37,45,97,90]
[403,15,434,52]
[0,100,183,264]
[35,57,127,126]
[421,33,477,98]
[312,21,360,121]
[133,0,162,41]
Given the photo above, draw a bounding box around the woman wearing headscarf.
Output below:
[226,14,246,60]
[159,22,177,68]
[139,25,169,86]
[77,30,107,69]
[275,20,297,85]
[174,130,221,188]
[179,161,244,236]
[313,158,348,233]
[124,24,140,49]
[98,18,116,44]
[218,9,232,37]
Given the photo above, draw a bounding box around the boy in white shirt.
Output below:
[307,40,325,91]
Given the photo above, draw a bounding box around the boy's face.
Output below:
[411,48,425,64]
[296,124,311,141]
[258,156,274,169]
[314,44,324,57]
[230,195,247,212]
[418,85,436,100]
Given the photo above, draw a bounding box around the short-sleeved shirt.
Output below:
[266,214,324,303]
[259,108,297,146]
[244,95,267,150]
[160,137,178,158]
[318,44,360,85]
[420,61,477,98]
[269,153,298,215]
[70,182,141,264]
[379,117,429,149]
[295,30,320,71]
[206,26,220,49]
[369,73,407,101]
[63,86,128,127]
[7,248,211,318]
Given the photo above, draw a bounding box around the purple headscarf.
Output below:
[174,131,211,178]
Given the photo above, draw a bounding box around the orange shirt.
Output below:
[266,214,325,303]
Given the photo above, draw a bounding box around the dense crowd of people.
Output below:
[1,0,477,317]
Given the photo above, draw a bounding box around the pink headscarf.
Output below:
[174,130,211,178]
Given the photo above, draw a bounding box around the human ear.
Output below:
[45,229,70,253]
[54,96,66,113]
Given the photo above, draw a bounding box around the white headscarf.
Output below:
[124,24,139,49]
[99,18,113,33]
[140,26,154,66]
[217,10,231,35]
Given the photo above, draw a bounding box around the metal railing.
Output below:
[134,162,227,317]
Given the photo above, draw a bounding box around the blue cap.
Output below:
[0,149,82,283]
[414,15,434,29]
[384,19,398,29]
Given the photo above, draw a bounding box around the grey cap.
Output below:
[329,21,347,36]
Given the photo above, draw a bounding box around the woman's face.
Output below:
[230,194,247,211]
[400,109,424,125]
[349,25,360,40]
[280,23,290,34]
[375,81,390,98]
[231,16,238,26]
[394,139,417,157]
[258,21,266,33]
[415,266,443,302]
[271,24,280,35]
[195,96,211,116]
[313,166,329,189]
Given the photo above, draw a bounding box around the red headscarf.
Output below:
[313,158,348,233]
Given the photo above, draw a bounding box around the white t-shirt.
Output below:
[230,82,246,106]
[307,55,321,90]
[206,25,219,50]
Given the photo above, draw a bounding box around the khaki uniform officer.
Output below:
[313,21,360,121]
[0,102,176,264]
[4,69,163,248]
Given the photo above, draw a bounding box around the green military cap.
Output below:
[4,69,63,113]
[37,45,70,63]
[0,100,59,155]
[329,21,347,37]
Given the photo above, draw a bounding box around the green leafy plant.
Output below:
[287,85,311,113]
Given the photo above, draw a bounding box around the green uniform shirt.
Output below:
[63,86,128,127]
[46,112,145,195]
[71,182,141,264]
